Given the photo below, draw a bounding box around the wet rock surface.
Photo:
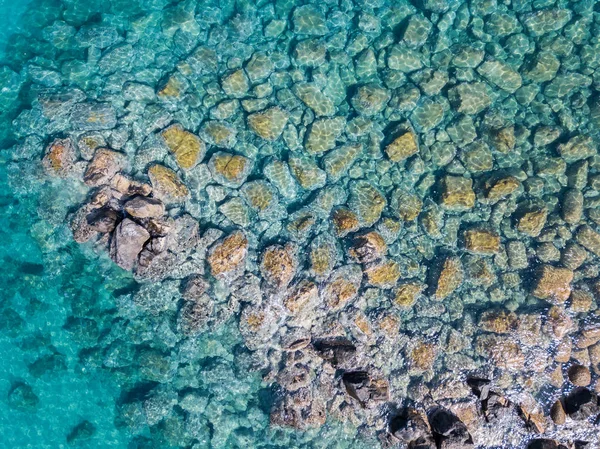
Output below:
[5,0,600,446]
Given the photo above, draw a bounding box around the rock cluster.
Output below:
[5,0,600,446]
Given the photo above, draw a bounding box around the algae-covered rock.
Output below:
[162,124,205,170]
[439,176,475,211]
[464,229,500,255]
[148,164,189,203]
[385,130,418,162]
[433,256,463,300]
[208,152,252,188]
[42,137,77,177]
[532,265,573,303]
[348,231,387,264]
[331,207,360,237]
[364,258,401,288]
[516,206,548,237]
[200,121,237,150]
[393,282,423,308]
[247,107,289,141]
[575,225,600,257]
[207,231,248,277]
[260,244,297,288]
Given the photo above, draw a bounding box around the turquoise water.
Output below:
[2,0,600,448]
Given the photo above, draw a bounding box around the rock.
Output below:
[86,206,120,233]
[527,440,563,449]
[66,420,96,444]
[523,9,572,36]
[351,84,390,116]
[385,130,418,162]
[260,244,297,288]
[576,324,600,349]
[305,116,346,154]
[475,334,524,369]
[289,155,327,190]
[516,206,548,237]
[208,152,252,188]
[550,400,566,425]
[42,138,77,177]
[161,124,205,170]
[575,225,600,257]
[393,190,423,221]
[292,5,328,35]
[390,408,435,447]
[433,256,463,300]
[479,310,519,334]
[486,176,520,203]
[109,219,150,271]
[309,234,338,279]
[342,371,389,408]
[323,143,362,181]
[463,229,500,254]
[207,231,248,277]
[247,107,289,141]
[245,51,273,83]
[177,294,213,336]
[7,382,38,411]
[124,196,165,219]
[293,83,334,117]
[284,279,319,315]
[532,265,573,303]
[448,82,492,115]
[439,176,475,211]
[568,365,592,387]
[221,69,249,98]
[557,136,596,163]
[147,164,189,203]
[313,337,356,367]
[477,60,522,93]
[428,407,473,449]
[364,259,401,288]
[393,282,423,308]
[348,181,386,227]
[83,149,126,186]
[264,160,298,199]
[348,231,387,263]
[564,387,600,420]
[323,265,362,310]
[387,45,423,72]
[200,120,237,149]
[70,102,117,131]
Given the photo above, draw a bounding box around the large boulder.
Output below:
[110,218,150,270]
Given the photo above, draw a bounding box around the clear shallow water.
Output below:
[2,0,600,448]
